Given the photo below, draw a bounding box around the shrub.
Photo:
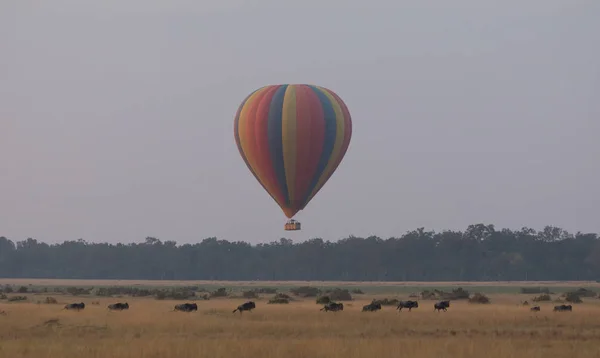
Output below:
[273,293,291,300]
[210,288,228,298]
[570,288,596,298]
[371,298,399,306]
[242,290,259,299]
[450,287,470,300]
[0,294,6,300]
[351,288,364,294]
[420,288,469,300]
[327,288,352,301]
[291,286,321,297]
[45,297,58,304]
[155,289,195,300]
[316,296,330,304]
[3,285,13,293]
[17,286,28,293]
[268,297,289,304]
[520,287,550,294]
[469,293,490,304]
[258,288,277,294]
[532,294,552,302]
[564,292,583,303]
[66,287,92,296]
[8,296,27,302]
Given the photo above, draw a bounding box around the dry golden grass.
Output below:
[2,293,600,358]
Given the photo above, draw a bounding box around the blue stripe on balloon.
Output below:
[267,84,290,206]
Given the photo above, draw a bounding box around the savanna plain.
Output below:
[1,280,600,358]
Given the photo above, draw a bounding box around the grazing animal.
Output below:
[397,300,419,311]
[434,300,450,312]
[553,304,572,312]
[530,306,541,312]
[362,302,382,312]
[108,302,129,311]
[233,301,256,314]
[63,302,85,311]
[320,302,344,312]
[174,303,198,312]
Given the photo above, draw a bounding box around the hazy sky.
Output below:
[1,0,598,244]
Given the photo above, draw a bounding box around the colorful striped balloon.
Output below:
[234,84,352,219]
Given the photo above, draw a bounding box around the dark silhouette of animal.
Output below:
[108,302,129,311]
[397,300,419,311]
[174,303,198,312]
[320,302,344,312]
[362,302,382,312]
[553,304,572,312]
[530,306,541,312]
[233,301,256,314]
[434,300,450,312]
[63,302,85,311]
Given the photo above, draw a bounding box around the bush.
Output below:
[273,293,291,300]
[351,288,364,294]
[45,297,58,304]
[8,296,27,302]
[95,287,153,297]
[420,288,470,300]
[564,292,583,303]
[66,287,92,296]
[268,297,289,304]
[210,288,228,298]
[242,290,259,299]
[569,288,596,298]
[327,288,352,301]
[371,298,399,306]
[469,293,490,304]
[532,294,552,302]
[17,286,28,293]
[155,289,195,300]
[450,287,470,300]
[520,287,550,294]
[0,294,6,300]
[3,285,13,293]
[258,288,277,294]
[316,296,330,304]
[291,286,321,297]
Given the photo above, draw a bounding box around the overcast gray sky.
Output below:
[1,0,598,244]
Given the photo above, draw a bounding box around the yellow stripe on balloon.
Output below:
[281,85,297,205]
[306,86,346,203]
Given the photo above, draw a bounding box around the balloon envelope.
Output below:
[234,84,352,218]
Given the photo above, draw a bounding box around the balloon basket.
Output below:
[284,219,301,231]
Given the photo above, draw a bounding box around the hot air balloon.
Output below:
[233,84,352,231]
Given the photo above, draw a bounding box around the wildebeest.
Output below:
[174,303,198,312]
[434,300,450,312]
[362,302,382,312]
[320,302,344,312]
[108,302,129,311]
[233,301,256,314]
[397,300,419,311]
[63,302,85,311]
[553,304,572,312]
[530,306,541,312]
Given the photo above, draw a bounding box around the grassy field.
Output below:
[1,280,600,358]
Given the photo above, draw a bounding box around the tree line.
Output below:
[1,224,599,281]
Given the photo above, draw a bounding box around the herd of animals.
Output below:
[60,299,575,314]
